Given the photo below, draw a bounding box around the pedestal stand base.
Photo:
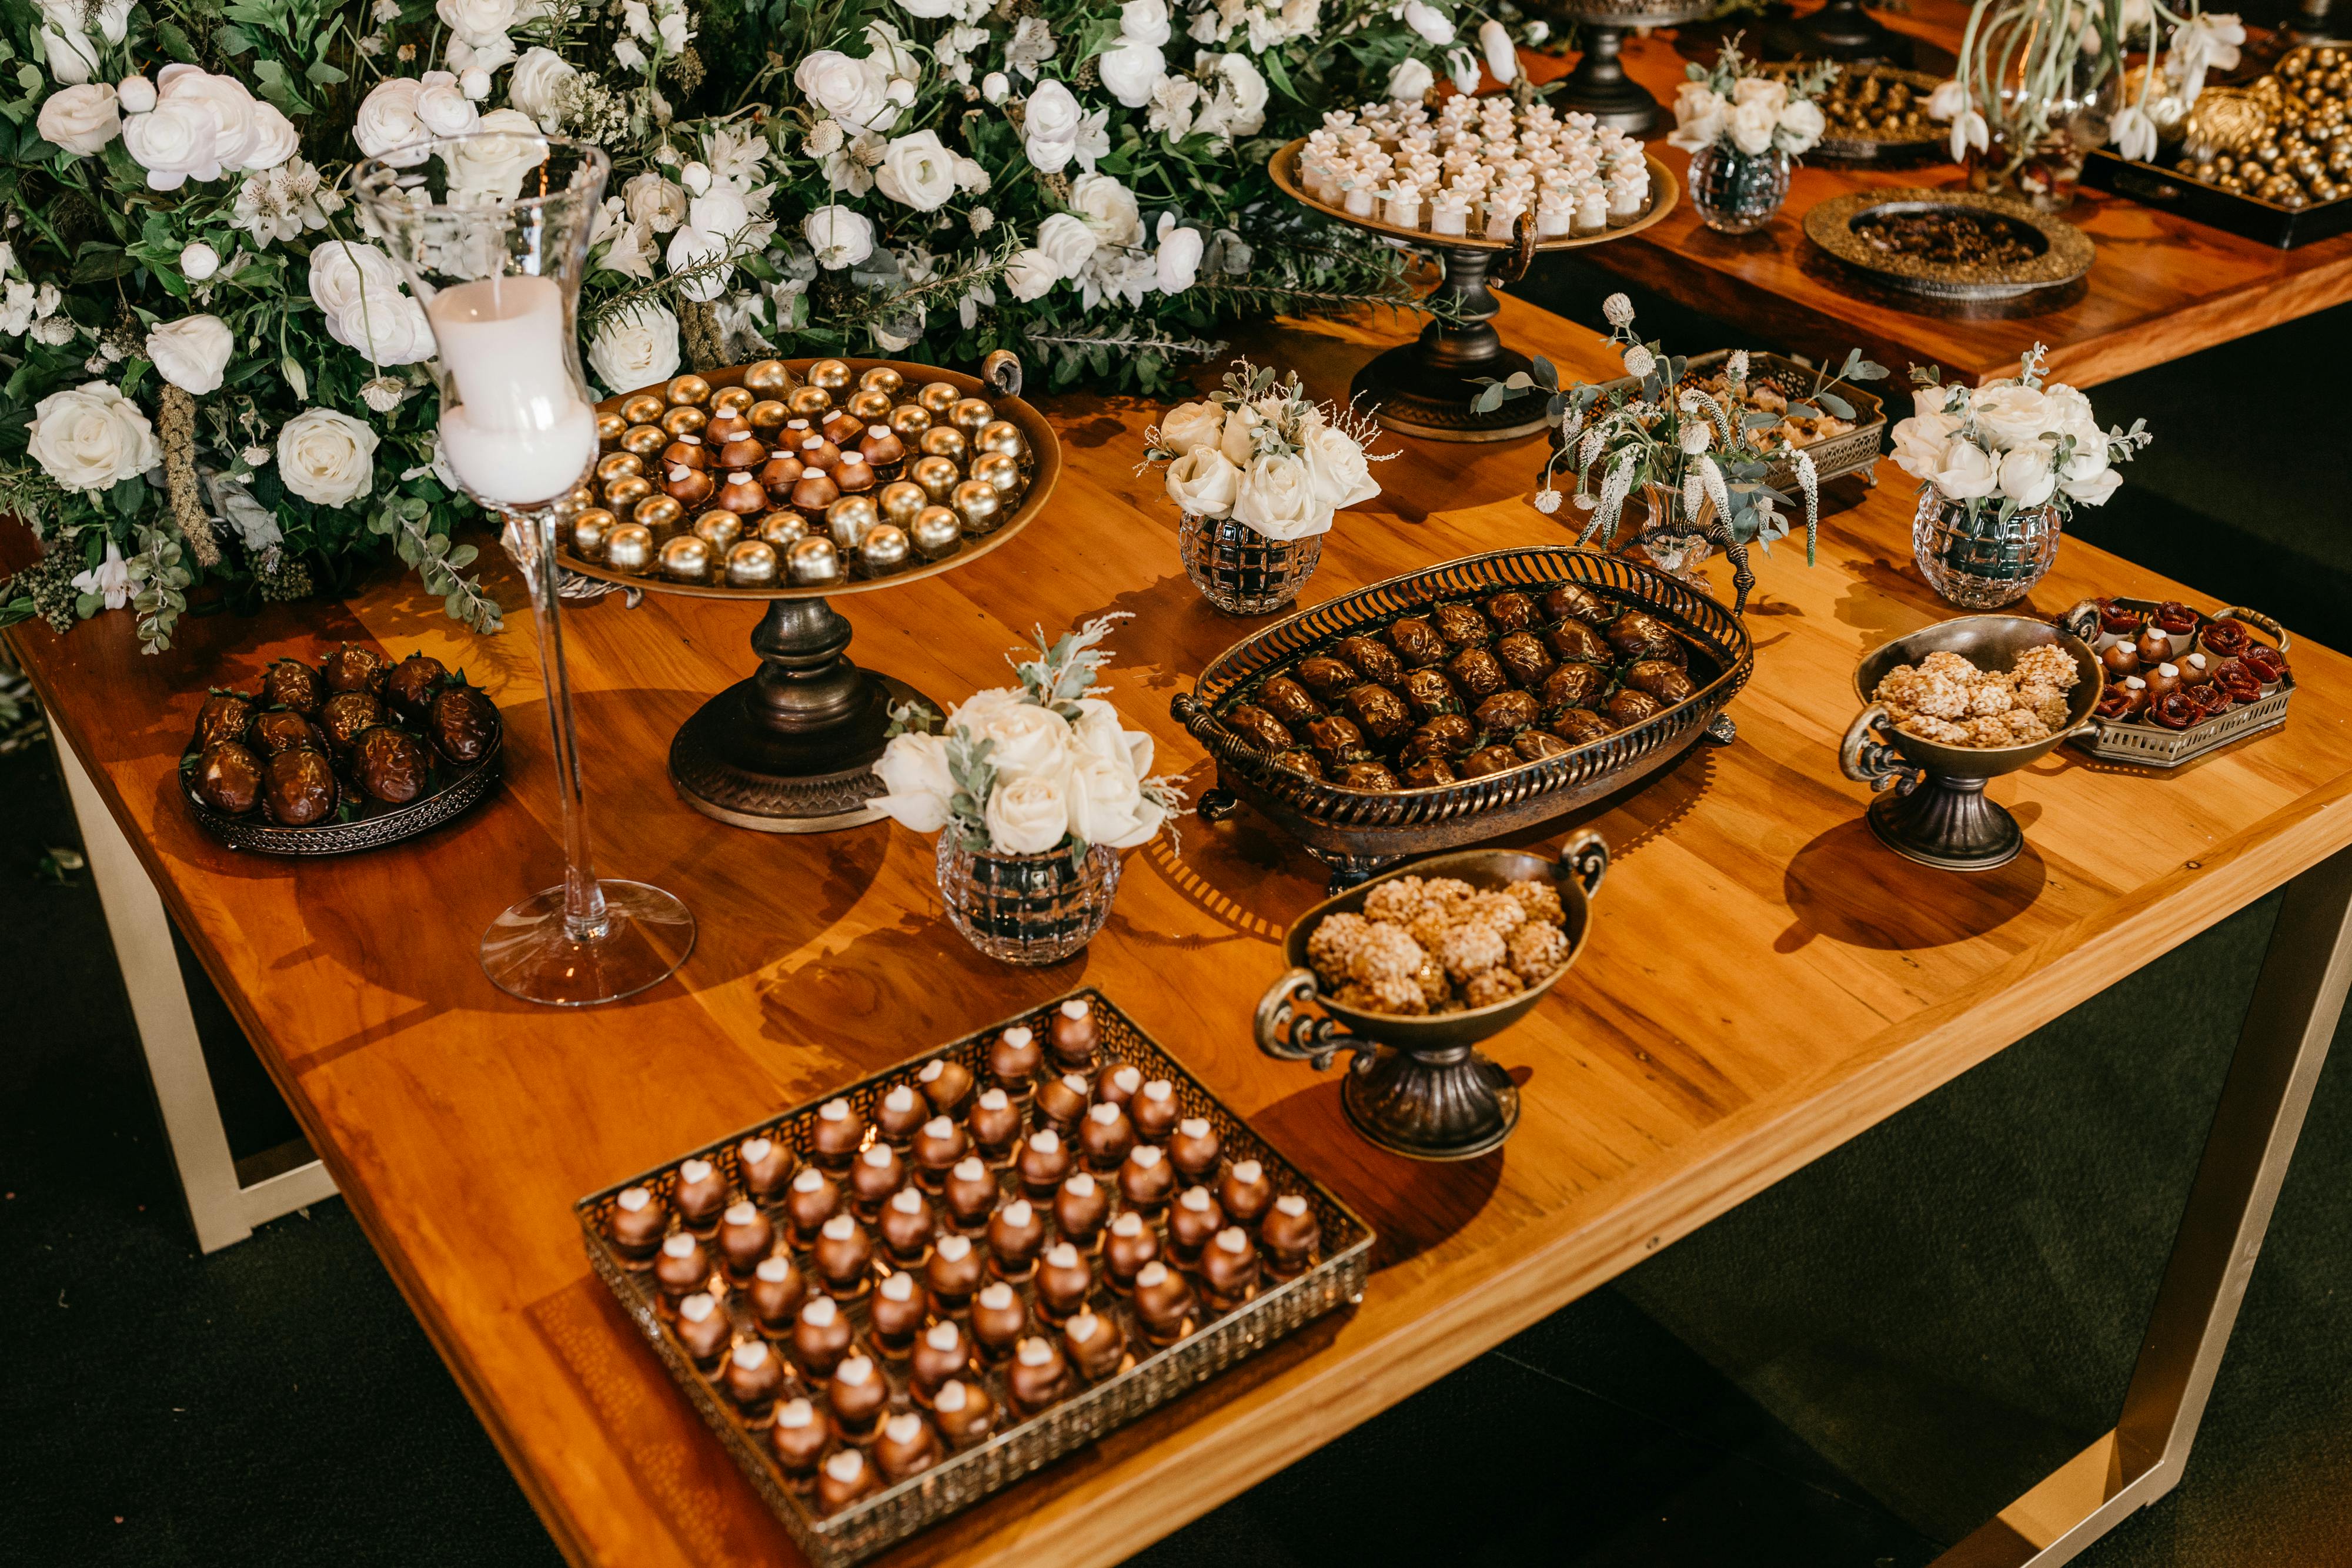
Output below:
[1341,1044,1521,1161]
[1765,0,1911,62]
[1354,343,1548,443]
[1866,777,2023,871]
[669,668,934,832]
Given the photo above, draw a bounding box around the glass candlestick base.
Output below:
[480,878,695,1007]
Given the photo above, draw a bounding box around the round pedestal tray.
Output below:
[559,355,1061,832]
[1268,142,1679,442]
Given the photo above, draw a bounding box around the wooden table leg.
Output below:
[54,734,339,1253]
[1936,845,2352,1566]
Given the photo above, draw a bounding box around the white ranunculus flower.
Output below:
[1159,400,1223,456]
[1387,57,1435,102]
[1997,443,2057,507]
[1478,19,1518,83]
[42,0,133,45]
[664,185,750,299]
[1299,420,1378,511]
[1003,247,1059,300]
[444,107,544,204]
[507,46,576,131]
[1068,172,1143,248]
[278,409,379,507]
[1066,753,1159,848]
[1024,78,1083,171]
[1889,412,1958,483]
[897,0,956,16]
[1668,83,1727,153]
[122,100,220,190]
[245,103,299,168]
[985,774,1070,855]
[460,66,492,100]
[40,25,98,85]
[1121,0,1171,44]
[1034,211,1097,276]
[1098,41,1166,108]
[179,241,220,281]
[957,696,1073,785]
[874,128,960,210]
[1774,98,1826,155]
[1969,382,2056,451]
[146,315,235,395]
[981,70,1011,105]
[338,287,436,366]
[160,68,266,171]
[355,78,433,165]
[796,49,893,132]
[1232,450,1327,540]
[1401,0,1454,44]
[1927,436,1998,501]
[1730,76,1789,115]
[437,0,522,44]
[39,82,121,153]
[1210,53,1268,136]
[29,382,159,493]
[803,204,875,269]
[1165,446,1241,517]
[1155,216,1202,293]
[117,74,155,112]
[587,303,681,392]
[624,169,689,233]
[308,239,405,325]
[869,730,955,832]
[1728,98,1777,156]
[413,74,480,138]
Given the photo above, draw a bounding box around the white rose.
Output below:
[413,75,480,138]
[160,69,265,171]
[1034,211,1097,276]
[1232,450,1326,540]
[1728,98,1777,157]
[1121,0,1172,44]
[897,0,956,16]
[1159,400,1224,456]
[308,240,408,329]
[874,128,959,210]
[2059,466,2122,506]
[1165,446,1241,517]
[40,26,98,85]
[2042,383,2103,449]
[804,203,875,269]
[117,74,155,112]
[1024,78,1083,172]
[664,185,750,299]
[1912,384,1957,420]
[1927,436,1998,501]
[1387,58,1435,102]
[1299,420,1378,511]
[146,315,235,395]
[1401,0,1454,45]
[624,170,689,233]
[981,71,1011,105]
[1478,19,1518,84]
[870,730,955,833]
[1730,76,1789,115]
[1969,382,2055,450]
[179,241,220,281]
[437,0,519,42]
[28,382,160,493]
[1774,98,1826,154]
[507,46,577,131]
[1072,697,1152,779]
[1217,404,1263,466]
[1155,218,1202,293]
[1666,83,1726,153]
[984,775,1070,855]
[1098,41,1166,109]
[1068,172,1142,248]
[1889,412,1957,483]
[339,289,436,366]
[1997,443,2057,507]
[957,696,1073,785]
[38,82,120,153]
[443,107,543,204]
[1003,247,1058,300]
[355,79,429,163]
[796,49,893,132]
[1065,753,1160,848]
[587,303,681,392]
[122,101,221,190]
[277,409,379,507]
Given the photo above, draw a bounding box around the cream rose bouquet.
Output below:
[1668,38,1833,161]
[1890,344,2150,524]
[1144,360,1388,541]
[870,614,1181,861]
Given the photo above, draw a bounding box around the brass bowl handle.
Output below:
[2214,605,2289,654]
[1256,968,1367,1074]
[1498,211,1537,286]
[1840,702,1926,796]
[981,349,1023,399]
[1559,829,1608,901]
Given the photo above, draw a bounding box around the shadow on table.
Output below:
[1776,815,2047,951]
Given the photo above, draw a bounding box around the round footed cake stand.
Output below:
[1268,143,1679,442]
[560,354,1062,833]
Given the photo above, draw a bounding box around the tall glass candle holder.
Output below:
[353,132,694,1007]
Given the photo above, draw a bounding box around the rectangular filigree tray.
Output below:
[2058,597,2296,769]
[576,988,1374,1568]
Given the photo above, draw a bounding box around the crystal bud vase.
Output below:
[937,838,1120,965]
[1688,142,1792,235]
[1911,486,2063,609]
[1178,512,1323,616]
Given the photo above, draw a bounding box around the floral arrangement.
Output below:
[0,0,1503,653]
[1890,343,2150,520]
[1481,295,1845,561]
[1144,359,1387,540]
[870,614,1180,859]
[1667,38,1830,161]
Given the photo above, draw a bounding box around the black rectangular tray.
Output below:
[2082,148,2352,249]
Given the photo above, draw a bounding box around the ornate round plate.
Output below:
[181,728,503,857]
[1765,63,1947,161]
[557,356,1061,602]
[1267,141,1681,253]
[1803,189,2094,300]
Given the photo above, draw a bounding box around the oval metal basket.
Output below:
[1172,547,1753,887]
[180,727,503,856]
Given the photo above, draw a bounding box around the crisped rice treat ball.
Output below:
[1360,875,1426,926]
[1964,679,2014,717]
[2004,708,2052,743]
[1464,967,1529,1008]
[2014,681,2070,728]
[1335,977,1428,1016]
[1875,665,1969,721]
[1897,714,1972,745]
[1349,924,1427,988]
[1919,650,1977,681]
[1434,920,1508,983]
[1405,905,1457,954]
[1306,912,1372,987]
[1966,714,2020,747]
[1505,878,1565,927]
[1463,891,1528,936]
[2010,644,2080,690]
[1506,921,1569,982]
[1419,877,1478,914]
[1413,957,1452,1008]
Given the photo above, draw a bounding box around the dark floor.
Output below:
[6,280,2349,1566]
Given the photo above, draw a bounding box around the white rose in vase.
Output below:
[1667,83,1727,153]
[954,694,1073,784]
[587,303,682,392]
[1773,99,1826,155]
[1065,753,1164,848]
[1730,75,1789,115]
[1158,400,1224,456]
[1232,450,1328,540]
[29,382,161,493]
[1071,696,1153,780]
[1926,435,1999,501]
[984,774,1070,855]
[146,314,236,395]
[1889,412,1957,483]
[1299,420,1379,511]
[277,408,380,507]
[1997,443,2057,507]
[1968,382,2056,450]
[1728,98,1778,157]
[1217,404,1263,466]
[507,46,577,130]
[870,730,956,833]
[1164,446,1241,517]
[38,83,121,153]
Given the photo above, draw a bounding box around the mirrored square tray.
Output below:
[576,988,1374,1567]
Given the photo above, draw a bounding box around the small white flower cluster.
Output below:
[0,245,69,344]
[1889,346,2146,516]
[1301,93,1650,241]
[231,157,345,247]
[614,0,694,78]
[1148,363,1384,541]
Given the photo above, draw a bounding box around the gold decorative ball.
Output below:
[595,410,628,444]
[787,535,844,586]
[744,359,793,395]
[847,387,895,423]
[859,524,911,574]
[970,451,1024,499]
[747,399,790,432]
[918,424,969,464]
[948,398,995,437]
[596,450,644,484]
[710,386,756,418]
[603,523,656,574]
[666,374,711,407]
[693,510,744,550]
[808,359,855,392]
[756,510,809,548]
[622,423,669,456]
[603,474,653,510]
[910,454,963,503]
[787,385,834,419]
[632,494,684,533]
[951,479,1003,531]
[571,508,618,559]
[567,484,597,513]
[724,538,781,587]
[659,533,713,581]
[975,419,1028,462]
[661,404,709,437]
[826,493,881,550]
[620,393,667,425]
[910,505,963,559]
[877,480,929,527]
[917,380,961,416]
[859,365,906,396]
[887,403,934,438]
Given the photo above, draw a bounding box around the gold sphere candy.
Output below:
[887,403,933,438]
[859,524,911,574]
[808,359,855,393]
[877,480,928,527]
[951,479,1003,531]
[786,385,834,419]
[633,493,684,533]
[787,535,843,586]
[726,538,781,587]
[622,423,669,456]
[756,510,808,548]
[917,381,961,416]
[910,454,962,503]
[567,484,598,512]
[975,419,1028,462]
[693,510,744,550]
[604,522,656,574]
[743,359,793,395]
[910,505,963,559]
[659,533,713,581]
[918,424,969,464]
[827,493,881,550]
[661,404,709,437]
[596,450,644,484]
[747,399,790,432]
[620,392,667,425]
[858,365,905,396]
[572,507,619,559]
[595,410,628,443]
[604,473,653,510]
[846,389,894,424]
[710,385,756,418]
[666,373,712,406]
[948,398,995,437]
[969,451,1024,499]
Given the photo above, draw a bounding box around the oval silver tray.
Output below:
[179,727,503,855]
[1172,546,1753,888]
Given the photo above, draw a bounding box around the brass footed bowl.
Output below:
[1839,614,2103,872]
[1254,835,1608,1161]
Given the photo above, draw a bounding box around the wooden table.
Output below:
[14,295,2352,1567]
[1536,4,2352,387]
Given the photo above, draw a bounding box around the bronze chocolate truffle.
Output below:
[912,1319,973,1397]
[987,1197,1045,1277]
[926,1233,984,1309]
[672,1156,729,1229]
[1167,1185,1222,1263]
[1201,1225,1261,1307]
[1131,1261,1195,1345]
[870,1269,926,1353]
[737,1135,792,1201]
[850,1142,906,1216]
[810,1097,867,1169]
[1054,1171,1109,1245]
[1034,1072,1090,1132]
[193,742,263,816]
[1080,1101,1135,1171]
[322,642,387,694]
[1131,1078,1180,1140]
[881,1186,936,1263]
[918,1057,974,1115]
[720,1200,775,1276]
[1064,1308,1127,1381]
[814,1212,873,1292]
[1008,1336,1073,1415]
[1118,1145,1173,1211]
[933,1378,997,1448]
[1017,1129,1073,1197]
[725,1336,784,1413]
[1220,1159,1273,1227]
[674,1291,730,1365]
[828,1353,887,1435]
[1262,1193,1321,1275]
[791,1293,853,1376]
[988,1025,1043,1089]
[1034,1242,1094,1319]
[1169,1118,1221,1181]
[383,652,447,717]
[876,1084,927,1146]
[787,1166,841,1241]
[607,1185,667,1259]
[1103,1211,1158,1289]
[818,1448,880,1514]
[655,1231,711,1299]
[970,1281,1028,1356]
[968,1088,1021,1158]
[750,1253,806,1332]
[1048,998,1098,1069]
[944,1156,998,1229]
[913,1115,967,1188]
[771,1399,827,1474]
[876,1410,942,1482]
[1095,1062,1143,1108]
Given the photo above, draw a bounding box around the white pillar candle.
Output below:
[428,272,597,506]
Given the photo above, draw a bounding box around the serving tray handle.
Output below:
[2214,605,2289,654]
[1840,702,1926,796]
[1256,969,1368,1075]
